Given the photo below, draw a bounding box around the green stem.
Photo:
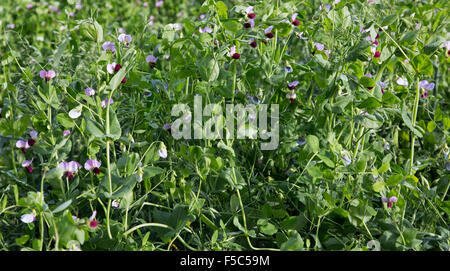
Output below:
[105,91,113,239]
[409,78,420,175]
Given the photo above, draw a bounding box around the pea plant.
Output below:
[0,0,449,251]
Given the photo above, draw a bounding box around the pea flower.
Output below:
[84,88,95,96]
[382,196,398,208]
[248,38,257,48]
[69,107,82,119]
[163,123,172,134]
[107,62,122,74]
[20,213,36,223]
[148,16,155,26]
[291,13,299,26]
[287,80,299,90]
[314,42,325,51]
[75,3,82,9]
[199,14,206,20]
[7,24,15,29]
[230,46,240,59]
[63,130,71,136]
[118,33,132,46]
[22,158,34,173]
[158,144,168,159]
[26,4,33,9]
[16,140,30,154]
[28,130,38,147]
[84,158,101,175]
[243,19,255,29]
[286,92,296,103]
[246,6,255,19]
[112,200,120,209]
[155,0,163,8]
[342,153,352,165]
[199,26,212,33]
[89,210,98,229]
[58,161,82,179]
[101,98,114,109]
[297,137,307,146]
[102,41,116,53]
[265,26,274,39]
[396,77,408,86]
[377,81,387,94]
[39,70,56,82]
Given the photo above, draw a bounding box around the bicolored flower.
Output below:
[84,88,95,96]
[146,55,157,68]
[28,130,38,147]
[102,41,116,53]
[84,158,101,175]
[20,213,36,223]
[230,46,240,59]
[89,210,99,229]
[22,158,34,173]
[287,80,299,90]
[382,196,398,208]
[419,80,434,98]
[248,38,257,48]
[243,19,255,29]
[286,92,296,103]
[101,98,114,109]
[163,123,172,134]
[377,81,387,94]
[118,33,132,46]
[16,140,30,154]
[246,6,255,19]
[374,51,381,58]
[265,26,274,39]
[107,62,122,74]
[112,200,120,209]
[39,70,56,82]
[291,13,299,26]
[58,161,82,179]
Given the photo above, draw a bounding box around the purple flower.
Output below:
[39,70,56,82]
[163,123,172,131]
[291,13,300,26]
[419,80,435,91]
[89,210,99,229]
[155,0,163,8]
[146,55,157,63]
[230,46,240,59]
[63,130,71,136]
[382,196,398,208]
[85,158,101,175]
[199,26,212,33]
[265,26,274,39]
[7,24,15,29]
[297,137,307,146]
[26,4,33,9]
[102,41,116,53]
[107,62,121,74]
[84,88,95,96]
[101,98,114,108]
[30,130,38,139]
[314,42,324,51]
[285,66,293,73]
[118,34,132,45]
[364,73,373,78]
[342,153,352,165]
[75,3,82,10]
[58,161,82,179]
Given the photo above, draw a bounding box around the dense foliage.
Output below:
[0,0,449,251]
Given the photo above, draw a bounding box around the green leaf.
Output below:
[372,181,385,192]
[307,166,323,178]
[109,108,121,140]
[215,1,228,19]
[378,163,390,174]
[108,67,126,91]
[401,31,419,44]
[13,115,30,137]
[143,166,165,179]
[358,97,381,110]
[93,21,103,43]
[208,59,220,82]
[280,231,304,251]
[15,235,30,246]
[56,113,75,129]
[427,121,436,133]
[381,15,397,27]
[223,20,241,34]
[257,219,278,235]
[382,91,401,104]
[386,174,403,186]
[46,167,64,180]
[85,117,104,138]
[317,154,335,168]
[359,76,375,88]
[306,135,319,153]
[412,54,433,76]
[52,200,72,213]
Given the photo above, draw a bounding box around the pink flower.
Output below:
[63,130,71,136]
[26,4,33,9]
[246,6,255,19]
[21,213,36,223]
[58,161,82,179]
[39,70,56,82]
[107,62,122,74]
[22,158,34,173]
[382,196,398,208]
[29,130,38,139]
[84,88,95,96]
[89,210,98,229]
[155,0,163,8]
[314,42,324,51]
[75,3,82,10]
[199,14,206,20]
[248,38,257,48]
[143,2,149,7]
[286,93,296,103]
[291,13,299,26]
[102,41,116,53]
[85,158,101,175]
[101,98,114,109]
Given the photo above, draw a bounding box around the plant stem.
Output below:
[105,91,113,239]
[409,78,420,175]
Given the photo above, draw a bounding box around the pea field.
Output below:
[0,0,449,251]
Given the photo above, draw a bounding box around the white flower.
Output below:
[20,213,35,223]
[396,77,408,86]
[69,107,82,119]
